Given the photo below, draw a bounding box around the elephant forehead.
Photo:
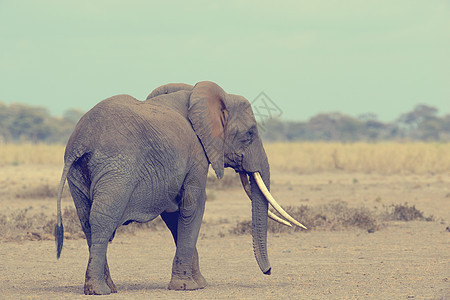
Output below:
[230,106,255,129]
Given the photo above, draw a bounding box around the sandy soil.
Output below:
[0,165,449,299]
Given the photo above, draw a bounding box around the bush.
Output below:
[382,203,433,222]
[0,209,52,241]
[229,201,433,235]
[0,207,167,241]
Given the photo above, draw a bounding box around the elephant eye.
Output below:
[243,127,255,144]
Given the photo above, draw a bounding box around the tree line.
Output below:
[0,102,449,143]
[0,103,84,144]
[260,104,450,142]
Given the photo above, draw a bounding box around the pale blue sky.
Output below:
[1,0,449,121]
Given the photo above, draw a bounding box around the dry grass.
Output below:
[2,142,450,174]
[0,209,54,241]
[12,183,71,200]
[265,142,450,174]
[0,144,64,166]
[0,143,443,242]
[206,169,241,190]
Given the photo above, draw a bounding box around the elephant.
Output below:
[54,81,306,295]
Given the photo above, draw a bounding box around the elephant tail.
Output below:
[55,160,72,259]
[54,139,89,258]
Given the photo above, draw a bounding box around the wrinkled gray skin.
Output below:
[55,81,271,295]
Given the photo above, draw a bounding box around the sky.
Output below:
[0,0,449,122]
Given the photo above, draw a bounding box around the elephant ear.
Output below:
[188,81,228,179]
[146,83,193,100]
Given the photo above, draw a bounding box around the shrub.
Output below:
[382,203,433,222]
[229,201,433,235]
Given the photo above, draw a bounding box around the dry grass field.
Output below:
[0,142,449,299]
[266,142,450,174]
[0,144,64,166]
[2,142,450,173]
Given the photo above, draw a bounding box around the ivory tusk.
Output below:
[239,173,292,227]
[268,210,292,227]
[253,172,307,230]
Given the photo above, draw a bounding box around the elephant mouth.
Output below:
[239,172,307,229]
[224,153,244,171]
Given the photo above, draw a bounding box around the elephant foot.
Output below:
[193,272,207,289]
[84,279,111,295]
[168,276,203,291]
[104,266,117,293]
[105,276,117,293]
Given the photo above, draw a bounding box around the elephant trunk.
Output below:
[249,169,271,274]
[239,138,306,274]
[241,139,272,274]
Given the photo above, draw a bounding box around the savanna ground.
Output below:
[0,143,449,299]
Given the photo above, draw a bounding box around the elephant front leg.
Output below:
[168,189,206,290]
[192,248,207,288]
[168,256,199,290]
[168,247,206,290]
[161,211,207,289]
[168,231,205,290]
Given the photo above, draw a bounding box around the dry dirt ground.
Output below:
[1,164,449,299]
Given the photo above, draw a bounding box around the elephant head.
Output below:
[147,83,193,99]
[148,81,306,274]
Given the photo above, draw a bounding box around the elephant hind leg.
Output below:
[84,254,117,294]
[84,217,117,295]
[84,189,131,295]
[84,244,111,295]
[83,243,117,295]
[68,181,117,294]
[68,180,93,245]
[104,262,117,293]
